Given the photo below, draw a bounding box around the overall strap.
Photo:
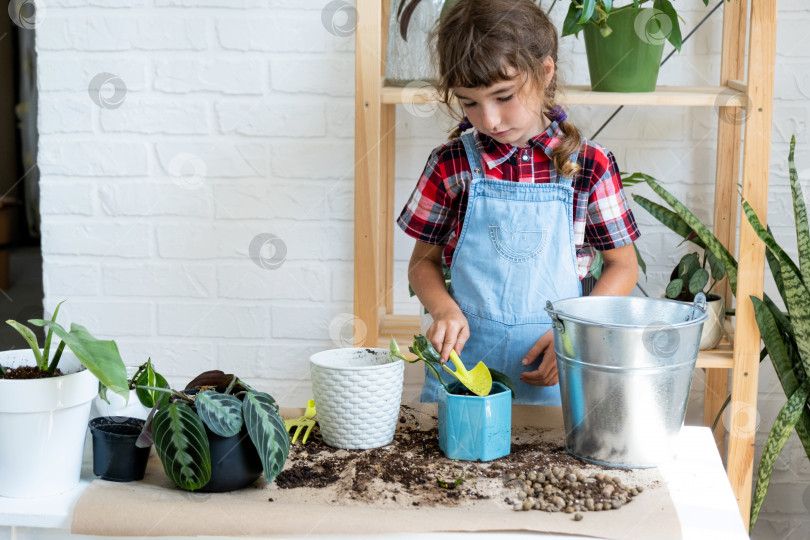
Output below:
[460,131,485,181]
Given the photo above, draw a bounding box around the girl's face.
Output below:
[453,59,554,147]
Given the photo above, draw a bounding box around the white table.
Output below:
[0,427,748,540]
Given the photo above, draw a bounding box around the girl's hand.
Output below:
[520,329,558,386]
[426,307,469,363]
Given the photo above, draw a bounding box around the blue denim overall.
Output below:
[421,131,582,405]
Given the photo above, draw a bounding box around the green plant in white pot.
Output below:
[561,0,711,92]
[0,301,129,497]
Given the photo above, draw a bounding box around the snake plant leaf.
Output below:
[196,390,244,438]
[665,278,683,299]
[753,296,810,459]
[29,320,129,399]
[643,174,738,294]
[750,384,810,532]
[152,401,211,491]
[788,135,810,287]
[6,320,44,369]
[243,391,290,482]
[743,201,810,381]
[706,249,726,281]
[41,300,66,372]
[634,243,647,278]
[765,236,787,302]
[632,194,706,248]
[688,268,709,295]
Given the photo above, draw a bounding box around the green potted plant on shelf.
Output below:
[562,0,711,92]
[0,301,130,498]
[136,370,290,492]
[632,183,728,350]
[743,136,810,533]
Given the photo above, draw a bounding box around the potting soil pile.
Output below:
[72,404,681,539]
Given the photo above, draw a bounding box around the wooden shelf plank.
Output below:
[381,83,748,108]
[380,313,734,368]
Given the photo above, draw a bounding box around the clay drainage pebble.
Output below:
[503,469,644,515]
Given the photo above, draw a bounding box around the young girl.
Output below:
[397,0,640,405]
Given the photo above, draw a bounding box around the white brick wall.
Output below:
[34,1,809,535]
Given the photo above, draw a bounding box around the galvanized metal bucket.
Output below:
[545,294,708,468]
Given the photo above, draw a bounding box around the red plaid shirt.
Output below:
[397,122,640,279]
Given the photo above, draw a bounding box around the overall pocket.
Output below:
[488,226,548,263]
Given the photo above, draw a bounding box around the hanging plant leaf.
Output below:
[152,402,211,491]
[243,391,290,482]
[750,384,809,532]
[196,390,244,438]
[398,0,422,41]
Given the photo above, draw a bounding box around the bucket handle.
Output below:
[545,300,565,334]
[690,292,708,321]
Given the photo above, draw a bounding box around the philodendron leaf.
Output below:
[490,368,516,399]
[196,390,244,438]
[242,391,290,482]
[42,300,66,372]
[750,384,810,532]
[5,320,44,369]
[30,320,129,400]
[153,401,211,491]
[135,359,170,409]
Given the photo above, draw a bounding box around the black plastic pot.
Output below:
[200,424,263,493]
[88,416,150,482]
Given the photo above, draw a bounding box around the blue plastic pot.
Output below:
[437,381,511,461]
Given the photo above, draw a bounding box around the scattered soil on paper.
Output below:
[274,405,657,512]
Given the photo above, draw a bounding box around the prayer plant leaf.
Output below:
[196,390,244,438]
[152,402,211,491]
[242,391,290,482]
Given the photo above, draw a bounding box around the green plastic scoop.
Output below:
[443,349,492,396]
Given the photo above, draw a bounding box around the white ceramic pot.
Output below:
[699,294,726,350]
[0,349,98,498]
[91,366,148,420]
[310,348,404,449]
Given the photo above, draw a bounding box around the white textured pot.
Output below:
[91,366,148,420]
[699,294,726,350]
[0,350,98,498]
[310,348,404,449]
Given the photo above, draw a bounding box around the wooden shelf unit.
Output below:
[354,0,776,527]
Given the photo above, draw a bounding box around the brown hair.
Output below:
[432,0,581,178]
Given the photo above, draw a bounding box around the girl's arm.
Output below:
[589,243,638,296]
[520,243,638,386]
[408,240,469,362]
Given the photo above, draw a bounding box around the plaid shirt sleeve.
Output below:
[584,146,641,251]
[396,144,461,245]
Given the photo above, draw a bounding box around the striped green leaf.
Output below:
[743,201,810,381]
[788,135,810,288]
[243,391,290,482]
[153,402,211,491]
[196,390,243,438]
[632,194,700,245]
[750,384,810,532]
[634,243,647,277]
[766,241,787,303]
[642,175,738,294]
[753,296,810,459]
